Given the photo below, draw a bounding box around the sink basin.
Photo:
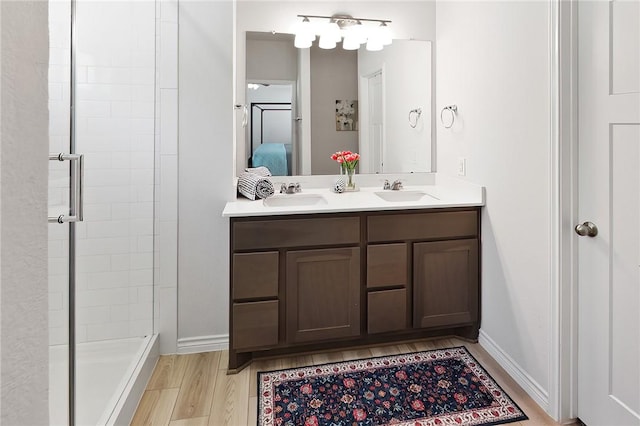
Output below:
[374,190,439,202]
[263,193,327,207]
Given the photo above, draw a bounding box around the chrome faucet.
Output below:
[383,179,403,190]
[390,179,403,190]
[280,182,302,194]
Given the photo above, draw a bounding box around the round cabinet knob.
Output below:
[575,221,598,237]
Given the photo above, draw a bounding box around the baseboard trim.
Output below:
[177,334,229,354]
[478,329,549,412]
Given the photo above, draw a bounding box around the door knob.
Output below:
[575,221,598,237]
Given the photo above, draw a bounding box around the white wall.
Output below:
[436,1,552,409]
[0,1,50,423]
[177,0,234,350]
[48,0,156,345]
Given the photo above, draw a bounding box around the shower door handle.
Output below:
[48,153,84,224]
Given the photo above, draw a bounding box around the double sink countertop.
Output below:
[222,173,485,218]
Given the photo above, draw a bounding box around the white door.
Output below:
[577,1,640,425]
[368,71,384,173]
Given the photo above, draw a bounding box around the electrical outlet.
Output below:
[457,157,466,176]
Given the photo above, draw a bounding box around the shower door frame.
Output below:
[52,0,79,423]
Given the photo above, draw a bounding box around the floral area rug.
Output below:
[258,346,528,426]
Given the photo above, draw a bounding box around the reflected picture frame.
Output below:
[336,100,358,131]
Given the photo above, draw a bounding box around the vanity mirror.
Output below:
[237,31,433,177]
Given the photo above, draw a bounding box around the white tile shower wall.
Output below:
[48,1,156,345]
[154,0,179,354]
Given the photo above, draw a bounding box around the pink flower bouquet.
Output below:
[330,150,360,173]
[330,150,360,190]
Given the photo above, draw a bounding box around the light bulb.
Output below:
[294,17,316,48]
[319,34,337,49]
[378,22,392,46]
[322,21,342,43]
[349,21,368,44]
[294,33,313,48]
[342,34,361,50]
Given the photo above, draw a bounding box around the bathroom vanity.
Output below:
[223,176,484,372]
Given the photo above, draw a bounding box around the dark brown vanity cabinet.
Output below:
[228,208,480,372]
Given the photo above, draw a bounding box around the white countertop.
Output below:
[222,174,485,218]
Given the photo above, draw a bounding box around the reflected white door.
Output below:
[577,1,640,425]
[368,71,384,173]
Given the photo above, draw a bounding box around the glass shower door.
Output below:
[74,1,156,423]
[48,0,156,424]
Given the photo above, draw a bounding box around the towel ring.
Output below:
[242,105,248,128]
[234,104,249,128]
[408,108,422,128]
[440,105,458,129]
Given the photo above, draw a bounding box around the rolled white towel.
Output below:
[237,172,274,200]
[245,166,272,177]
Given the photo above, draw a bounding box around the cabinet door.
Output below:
[286,247,360,343]
[413,239,478,329]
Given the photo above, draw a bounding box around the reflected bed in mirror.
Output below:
[247,90,293,176]
[239,31,433,177]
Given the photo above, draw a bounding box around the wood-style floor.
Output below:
[131,337,560,426]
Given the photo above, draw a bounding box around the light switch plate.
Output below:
[457,157,466,176]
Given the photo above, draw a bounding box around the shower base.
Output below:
[49,335,158,425]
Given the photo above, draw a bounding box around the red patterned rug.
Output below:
[258,346,528,426]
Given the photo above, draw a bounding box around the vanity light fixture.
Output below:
[294,14,392,51]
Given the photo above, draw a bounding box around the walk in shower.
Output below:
[48,1,158,424]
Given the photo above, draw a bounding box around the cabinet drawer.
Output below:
[233,252,279,300]
[232,301,279,351]
[368,210,478,242]
[368,289,407,334]
[367,244,407,288]
[233,217,360,250]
